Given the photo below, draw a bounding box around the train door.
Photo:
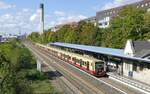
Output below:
[74,57,76,65]
[87,61,89,70]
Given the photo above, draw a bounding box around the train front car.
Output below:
[94,61,106,77]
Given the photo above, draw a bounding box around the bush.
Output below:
[26,69,47,81]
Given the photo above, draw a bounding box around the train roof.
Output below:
[49,42,150,63]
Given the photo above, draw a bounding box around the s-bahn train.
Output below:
[35,43,106,77]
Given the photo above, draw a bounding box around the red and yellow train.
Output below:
[36,43,106,77]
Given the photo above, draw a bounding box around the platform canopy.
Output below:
[49,42,150,63]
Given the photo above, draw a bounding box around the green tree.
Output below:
[0,51,14,94]
[104,6,146,48]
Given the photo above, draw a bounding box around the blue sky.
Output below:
[0,0,140,34]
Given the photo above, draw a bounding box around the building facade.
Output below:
[123,40,150,84]
[96,0,150,28]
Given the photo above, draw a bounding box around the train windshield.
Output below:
[95,62,104,70]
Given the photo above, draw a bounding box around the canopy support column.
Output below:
[121,58,123,75]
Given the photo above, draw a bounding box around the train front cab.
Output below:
[94,61,106,77]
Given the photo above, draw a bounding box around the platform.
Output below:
[108,72,150,94]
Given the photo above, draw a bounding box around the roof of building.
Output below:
[96,0,150,21]
[49,42,150,63]
[132,41,150,58]
[97,0,149,14]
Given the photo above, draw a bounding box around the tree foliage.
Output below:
[0,40,59,94]
[28,6,150,49]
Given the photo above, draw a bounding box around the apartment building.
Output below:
[96,0,150,28]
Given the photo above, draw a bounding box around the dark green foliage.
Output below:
[17,48,36,69]
[28,22,102,46]
[0,41,34,94]
[26,69,46,81]
[0,40,57,94]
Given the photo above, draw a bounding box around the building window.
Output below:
[145,3,148,6]
[99,23,102,26]
[113,11,115,14]
[148,8,150,12]
[141,4,144,7]
[110,11,112,14]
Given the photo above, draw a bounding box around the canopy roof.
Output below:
[49,42,150,63]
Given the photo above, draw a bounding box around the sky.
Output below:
[0,0,141,35]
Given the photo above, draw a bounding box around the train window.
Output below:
[83,61,86,65]
[80,59,83,66]
[95,62,104,70]
[84,62,87,65]
[87,62,89,70]
[95,64,103,69]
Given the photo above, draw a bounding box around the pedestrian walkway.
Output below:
[108,72,150,94]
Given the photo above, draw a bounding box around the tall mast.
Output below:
[40,3,44,34]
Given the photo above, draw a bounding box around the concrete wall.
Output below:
[123,60,150,85]
[133,69,150,85]
[123,61,133,77]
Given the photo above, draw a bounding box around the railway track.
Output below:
[26,43,104,94]
[29,45,82,94]
[25,42,144,94]
[39,55,84,94]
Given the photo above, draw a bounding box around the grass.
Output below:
[31,80,59,94]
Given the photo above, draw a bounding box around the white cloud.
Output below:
[0,6,87,35]
[30,9,40,22]
[0,9,39,34]
[30,14,37,21]
[23,8,29,12]
[94,0,142,11]
[0,1,15,9]
[56,15,87,25]
[115,0,123,2]
[53,11,87,25]
[54,11,65,17]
